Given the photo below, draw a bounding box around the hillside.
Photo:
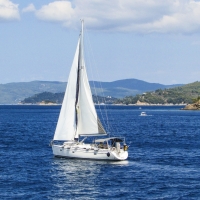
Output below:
[21,92,117,104]
[0,81,66,105]
[90,79,182,98]
[0,79,182,104]
[115,81,200,105]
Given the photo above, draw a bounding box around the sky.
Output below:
[1,0,200,85]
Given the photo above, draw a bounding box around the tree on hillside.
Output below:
[192,96,200,103]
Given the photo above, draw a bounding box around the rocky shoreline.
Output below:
[182,100,200,110]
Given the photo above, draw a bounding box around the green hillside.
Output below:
[0,79,181,104]
[116,81,200,105]
[21,92,117,104]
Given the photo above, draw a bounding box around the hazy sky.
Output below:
[1,0,200,84]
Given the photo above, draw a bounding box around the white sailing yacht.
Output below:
[51,20,128,161]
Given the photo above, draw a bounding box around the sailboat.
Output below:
[51,20,128,161]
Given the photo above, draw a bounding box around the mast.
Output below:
[74,20,84,140]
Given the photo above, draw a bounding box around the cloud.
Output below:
[22,4,36,13]
[0,0,20,21]
[35,1,74,26]
[32,0,200,34]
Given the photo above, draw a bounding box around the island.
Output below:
[19,81,200,106]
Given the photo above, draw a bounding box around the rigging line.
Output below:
[84,31,120,135]
[87,37,120,136]
[84,29,108,133]
[84,30,110,133]
[84,28,110,134]
[84,28,115,136]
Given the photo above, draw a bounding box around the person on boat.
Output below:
[98,142,108,149]
[98,142,104,148]
[111,139,115,147]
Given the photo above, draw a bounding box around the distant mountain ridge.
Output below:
[116,81,200,105]
[0,79,182,104]
[91,79,181,90]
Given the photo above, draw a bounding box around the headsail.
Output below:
[53,40,80,141]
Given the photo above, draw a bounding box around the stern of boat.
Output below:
[110,148,128,160]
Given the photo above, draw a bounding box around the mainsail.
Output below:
[54,21,106,141]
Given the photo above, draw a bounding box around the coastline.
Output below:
[181,100,200,110]
[0,103,186,106]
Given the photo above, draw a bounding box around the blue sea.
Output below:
[0,105,200,199]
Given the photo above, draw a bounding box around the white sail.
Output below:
[54,21,106,141]
[75,60,106,137]
[53,39,80,141]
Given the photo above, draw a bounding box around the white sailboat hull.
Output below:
[52,144,128,161]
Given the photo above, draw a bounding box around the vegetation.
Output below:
[192,96,200,103]
[21,82,200,105]
[115,81,200,105]
[21,92,63,104]
[0,79,181,104]
[3,80,200,105]
[21,92,118,104]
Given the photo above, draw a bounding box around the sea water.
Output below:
[0,105,200,199]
